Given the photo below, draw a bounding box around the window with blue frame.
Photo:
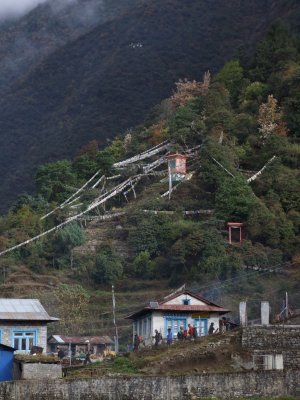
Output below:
[165,316,187,336]
[182,299,190,305]
[193,319,208,336]
[12,331,36,352]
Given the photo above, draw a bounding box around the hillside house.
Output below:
[0,299,58,353]
[47,335,114,356]
[125,289,229,345]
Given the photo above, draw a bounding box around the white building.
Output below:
[126,288,229,345]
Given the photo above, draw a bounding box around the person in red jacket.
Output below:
[188,323,194,339]
[183,329,188,340]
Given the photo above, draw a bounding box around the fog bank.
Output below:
[0,0,76,20]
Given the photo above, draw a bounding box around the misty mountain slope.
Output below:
[0,0,140,92]
[0,0,299,210]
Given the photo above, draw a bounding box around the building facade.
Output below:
[0,299,58,353]
[126,289,229,345]
[47,335,114,356]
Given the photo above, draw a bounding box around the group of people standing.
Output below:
[133,318,232,351]
[208,318,231,335]
[219,317,230,333]
[155,323,198,347]
[176,323,198,341]
[56,346,93,365]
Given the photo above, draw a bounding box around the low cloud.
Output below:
[0,0,48,19]
[0,0,77,20]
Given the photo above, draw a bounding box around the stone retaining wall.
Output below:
[14,362,62,380]
[0,370,299,400]
[242,325,300,349]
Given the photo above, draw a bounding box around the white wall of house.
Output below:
[133,314,152,344]
[165,294,206,306]
[209,315,221,333]
[152,312,164,337]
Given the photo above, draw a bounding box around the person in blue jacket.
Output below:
[167,328,173,345]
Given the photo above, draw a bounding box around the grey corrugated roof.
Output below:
[52,335,65,343]
[48,335,114,345]
[0,299,59,321]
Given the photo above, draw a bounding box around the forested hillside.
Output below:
[0,21,299,337]
[0,0,299,209]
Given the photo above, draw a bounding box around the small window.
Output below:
[182,299,190,305]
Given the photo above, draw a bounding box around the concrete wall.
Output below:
[0,322,47,353]
[22,363,62,380]
[0,370,299,399]
[13,362,62,380]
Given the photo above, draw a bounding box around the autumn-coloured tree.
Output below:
[292,253,300,268]
[75,140,99,160]
[171,71,210,108]
[274,121,289,137]
[0,236,10,252]
[53,284,90,334]
[123,132,132,151]
[258,95,282,140]
[202,71,211,93]
[149,121,167,145]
